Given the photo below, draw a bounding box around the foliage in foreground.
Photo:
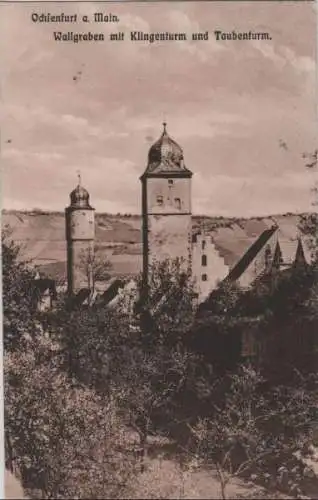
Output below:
[3,231,318,499]
[5,342,134,499]
[62,258,203,462]
[186,365,318,499]
[3,233,136,499]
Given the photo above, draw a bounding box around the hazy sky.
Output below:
[1,1,317,216]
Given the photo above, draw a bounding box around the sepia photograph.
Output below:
[1,0,318,498]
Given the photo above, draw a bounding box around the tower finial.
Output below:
[77,169,81,186]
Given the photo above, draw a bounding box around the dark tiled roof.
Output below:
[73,288,91,305]
[141,124,192,178]
[68,182,94,210]
[100,279,125,304]
[225,226,278,283]
[31,278,56,298]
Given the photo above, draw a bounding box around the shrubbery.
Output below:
[4,229,318,499]
[3,234,137,499]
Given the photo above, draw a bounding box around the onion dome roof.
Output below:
[69,175,93,209]
[142,123,192,178]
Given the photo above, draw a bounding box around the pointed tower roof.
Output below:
[293,237,308,268]
[271,240,283,271]
[141,123,192,179]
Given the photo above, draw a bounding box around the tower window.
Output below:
[175,197,181,209]
[156,195,163,205]
[202,254,207,266]
[202,273,207,282]
[202,240,206,250]
[168,179,174,185]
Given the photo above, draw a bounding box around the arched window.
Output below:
[202,273,207,282]
[202,240,206,250]
[175,197,181,209]
[202,254,207,266]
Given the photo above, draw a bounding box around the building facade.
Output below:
[65,179,95,295]
[192,230,229,302]
[140,124,230,302]
[62,127,311,307]
[140,123,193,287]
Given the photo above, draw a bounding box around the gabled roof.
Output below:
[100,279,125,305]
[225,226,278,283]
[73,288,91,306]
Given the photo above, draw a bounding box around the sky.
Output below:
[1,1,317,216]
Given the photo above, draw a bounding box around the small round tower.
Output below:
[65,175,95,295]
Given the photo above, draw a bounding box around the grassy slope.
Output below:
[2,210,313,280]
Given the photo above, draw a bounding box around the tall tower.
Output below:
[65,176,95,295]
[140,123,193,287]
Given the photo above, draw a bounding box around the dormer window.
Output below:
[156,195,163,206]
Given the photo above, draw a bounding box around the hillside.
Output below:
[2,210,314,281]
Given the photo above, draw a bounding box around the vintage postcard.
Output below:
[1,0,318,499]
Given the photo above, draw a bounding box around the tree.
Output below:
[62,303,194,469]
[2,226,37,351]
[79,248,112,293]
[117,342,197,469]
[60,300,132,390]
[61,257,202,471]
[137,257,197,346]
[186,365,318,499]
[5,336,136,499]
[3,235,136,499]
[299,148,318,259]
[191,281,255,371]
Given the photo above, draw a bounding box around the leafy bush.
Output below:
[186,365,318,499]
[3,234,136,498]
